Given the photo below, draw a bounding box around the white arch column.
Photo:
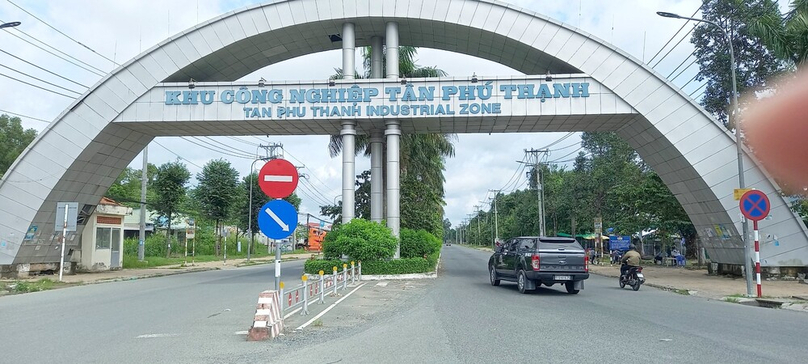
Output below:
[385,22,401,257]
[370,35,385,223]
[340,22,356,224]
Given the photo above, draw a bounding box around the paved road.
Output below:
[270,246,808,364]
[0,260,305,363]
[4,247,808,363]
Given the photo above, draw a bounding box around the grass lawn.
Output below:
[123,248,315,268]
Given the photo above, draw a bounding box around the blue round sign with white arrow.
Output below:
[257,200,298,240]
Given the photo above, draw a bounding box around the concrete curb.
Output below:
[90,267,220,284]
[360,251,443,281]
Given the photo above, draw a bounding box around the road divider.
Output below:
[247,290,283,341]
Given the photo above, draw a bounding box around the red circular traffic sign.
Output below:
[739,190,770,221]
[258,159,299,198]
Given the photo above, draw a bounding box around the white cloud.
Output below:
[3,0,733,228]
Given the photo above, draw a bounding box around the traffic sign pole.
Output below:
[739,190,769,298]
[59,205,68,282]
[754,220,761,298]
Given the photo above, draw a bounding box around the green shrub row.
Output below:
[400,228,441,258]
[303,259,346,275]
[304,251,440,275]
[322,219,397,261]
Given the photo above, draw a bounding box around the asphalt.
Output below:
[3,246,808,363]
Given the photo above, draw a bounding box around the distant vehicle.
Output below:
[445,241,451,246]
[488,236,589,294]
[619,265,645,291]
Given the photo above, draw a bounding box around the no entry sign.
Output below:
[740,190,770,221]
[258,159,299,198]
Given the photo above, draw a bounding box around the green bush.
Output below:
[361,251,440,274]
[322,219,397,261]
[122,234,179,257]
[400,229,441,258]
[304,259,345,275]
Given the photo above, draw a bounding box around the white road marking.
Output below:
[283,306,302,319]
[295,283,366,331]
[264,175,293,182]
[264,207,289,231]
[375,281,388,287]
[234,331,248,335]
[136,333,180,338]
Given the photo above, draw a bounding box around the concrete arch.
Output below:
[1,0,806,268]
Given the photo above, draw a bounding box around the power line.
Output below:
[548,146,584,163]
[152,140,203,169]
[666,51,697,80]
[1,19,106,76]
[647,6,701,65]
[539,132,574,149]
[0,71,75,98]
[199,136,256,158]
[0,48,89,88]
[7,0,120,67]
[179,136,253,159]
[548,141,581,152]
[497,155,527,192]
[0,63,82,95]
[225,136,261,147]
[0,109,51,124]
[652,22,698,69]
[689,81,708,97]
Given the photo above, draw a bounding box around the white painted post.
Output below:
[319,270,325,304]
[351,261,356,284]
[333,266,338,295]
[343,264,348,290]
[301,275,309,315]
[279,282,285,318]
[58,205,68,282]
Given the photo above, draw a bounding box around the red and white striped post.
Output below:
[754,220,761,298]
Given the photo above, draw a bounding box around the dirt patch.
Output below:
[589,264,808,300]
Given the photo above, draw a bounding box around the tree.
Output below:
[327,47,455,235]
[750,0,808,67]
[195,159,239,255]
[152,161,191,257]
[106,165,158,208]
[691,0,784,128]
[0,114,37,178]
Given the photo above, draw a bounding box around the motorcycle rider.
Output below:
[620,244,641,279]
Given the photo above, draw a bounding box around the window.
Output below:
[96,227,111,249]
[519,238,536,251]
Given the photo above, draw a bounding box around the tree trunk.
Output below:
[166,213,172,258]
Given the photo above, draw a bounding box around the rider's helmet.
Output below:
[629,244,637,251]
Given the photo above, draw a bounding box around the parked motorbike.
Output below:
[619,265,645,291]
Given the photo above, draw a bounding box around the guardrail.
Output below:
[279,261,361,317]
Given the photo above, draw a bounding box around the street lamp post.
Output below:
[0,21,21,29]
[247,157,270,262]
[657,11,751,297]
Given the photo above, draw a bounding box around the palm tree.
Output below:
[328,46,455,223]
[750,0,808,67]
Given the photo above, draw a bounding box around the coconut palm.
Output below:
[750,0,808,67]
[328,46,455,224]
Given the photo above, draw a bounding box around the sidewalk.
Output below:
[7,253,314,285]
[588,263,808,302]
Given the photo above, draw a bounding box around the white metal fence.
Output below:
[279,261,361,317]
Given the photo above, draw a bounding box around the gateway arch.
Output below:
[1,0,807,272]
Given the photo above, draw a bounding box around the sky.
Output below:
[1,0,788,229]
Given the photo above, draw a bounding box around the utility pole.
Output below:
[522,149,548,236]
[138,146,147,261]
[489,189,500,247]
[247,143,275,261]
[474,205,482,245]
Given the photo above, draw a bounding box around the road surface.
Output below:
[2,247,807,363]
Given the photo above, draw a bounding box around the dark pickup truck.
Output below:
[488,236,589,294]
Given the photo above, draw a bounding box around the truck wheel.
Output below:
[517,270,529,294]
[489,265,500,286]
[565,281,580,294]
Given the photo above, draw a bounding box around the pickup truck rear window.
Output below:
[539,238,583,250]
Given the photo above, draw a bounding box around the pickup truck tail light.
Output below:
[531,254,540,271]
[584,255,589,273]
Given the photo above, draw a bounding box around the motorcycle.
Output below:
[619,265,645,291]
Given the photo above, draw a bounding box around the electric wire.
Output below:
[179,136,252,159]
[152,140,203,169]
[0,63,82,95]
[0,109,51,124]
[6,0,120,67]
[1,21,106,76]
[0,71,75,98]
[0,48,89,89]
[647,6,702,65]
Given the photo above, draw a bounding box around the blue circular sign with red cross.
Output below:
[740,190,770,221]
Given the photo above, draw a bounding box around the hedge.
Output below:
[322,219,397,261]
[304,252,440,275]
[399,228,441,258]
